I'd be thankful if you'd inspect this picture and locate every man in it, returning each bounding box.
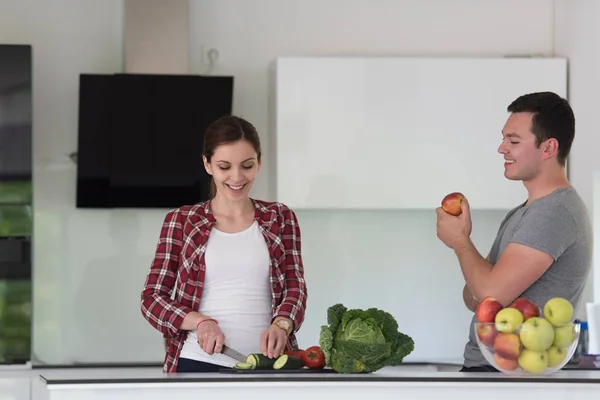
[436,91,592,372]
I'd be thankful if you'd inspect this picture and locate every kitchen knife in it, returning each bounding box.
[221,345,247,362]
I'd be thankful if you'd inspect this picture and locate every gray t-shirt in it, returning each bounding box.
[463,187,593,367]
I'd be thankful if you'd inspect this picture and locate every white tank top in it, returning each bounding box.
[179,221,272,367]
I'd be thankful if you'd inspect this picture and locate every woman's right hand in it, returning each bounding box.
[196,319,225,355]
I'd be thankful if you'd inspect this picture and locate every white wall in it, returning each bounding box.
[189,0,554,202]
[5,0,598,366]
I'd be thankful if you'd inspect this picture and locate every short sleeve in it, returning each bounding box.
[509,204,576,261]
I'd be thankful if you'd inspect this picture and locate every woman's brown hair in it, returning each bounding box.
[203,115,262,198]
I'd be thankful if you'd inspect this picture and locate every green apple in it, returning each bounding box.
[495,308,524,333]
[519,317,554,352]
[553,323,577,348]
[543,297,573,326]
[518,349,548,373]
[547,346,568,368]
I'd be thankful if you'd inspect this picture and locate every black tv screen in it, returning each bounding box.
[76,73,234,208]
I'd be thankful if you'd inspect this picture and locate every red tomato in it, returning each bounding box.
[286,348,305,360]
[303,346,326,369]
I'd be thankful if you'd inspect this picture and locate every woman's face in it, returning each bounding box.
[203,139,261,201]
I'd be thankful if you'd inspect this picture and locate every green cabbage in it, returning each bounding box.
[319,303,415,373]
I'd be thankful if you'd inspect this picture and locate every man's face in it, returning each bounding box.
[497,112,547,182]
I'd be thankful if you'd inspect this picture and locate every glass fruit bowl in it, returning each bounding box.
[473,297,580,375]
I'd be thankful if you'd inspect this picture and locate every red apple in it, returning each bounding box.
[441,192,465,216]
[494,352,519,371]
[509,297,541,321]
[475,297,504,323]
[477,323,498,347]
[493,332,521,360]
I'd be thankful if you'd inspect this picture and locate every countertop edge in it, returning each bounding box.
[39,374,600,386]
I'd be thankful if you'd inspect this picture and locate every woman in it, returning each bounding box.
[140,115,308,373]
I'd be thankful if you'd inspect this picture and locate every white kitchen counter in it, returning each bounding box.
[35,367,600,400]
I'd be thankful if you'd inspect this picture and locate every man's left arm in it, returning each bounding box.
[454,205,576,306]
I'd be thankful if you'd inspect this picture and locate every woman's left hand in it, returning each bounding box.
[260,324,288,358]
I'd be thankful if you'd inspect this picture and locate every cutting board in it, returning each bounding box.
[219,367,338,374]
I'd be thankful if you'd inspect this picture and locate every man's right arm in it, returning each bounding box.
[462,253,490,312]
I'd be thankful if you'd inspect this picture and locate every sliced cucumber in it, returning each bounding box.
[245,353,276,369]
[273,354,305,370]
[233,362,255,370]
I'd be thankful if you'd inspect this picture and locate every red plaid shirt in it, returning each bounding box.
[140,199,308,373]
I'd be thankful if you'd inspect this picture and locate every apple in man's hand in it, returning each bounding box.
[441,192,465,216]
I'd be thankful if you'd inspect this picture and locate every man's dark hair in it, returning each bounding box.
[507,91,575,166]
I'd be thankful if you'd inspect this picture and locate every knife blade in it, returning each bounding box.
[221,345,247,362]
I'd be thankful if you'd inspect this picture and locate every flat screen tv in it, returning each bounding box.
[76,73,234,208]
